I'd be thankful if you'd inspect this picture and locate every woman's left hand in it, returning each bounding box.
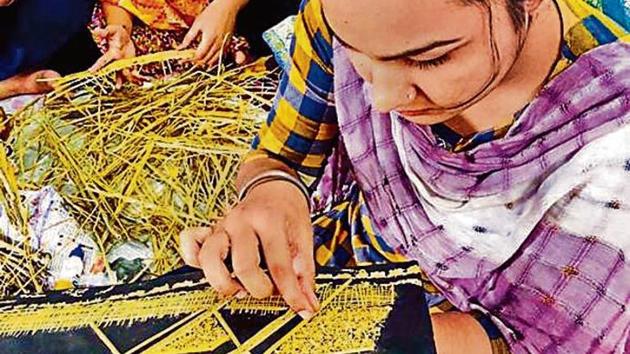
[177,0,248,67]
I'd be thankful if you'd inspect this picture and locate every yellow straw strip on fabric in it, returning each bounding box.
[124,309,207,354]
[0,287,219,336]
[88,322,122,354]
[213,309,243,347]
[260,278,353,354]
[0,267,418,336]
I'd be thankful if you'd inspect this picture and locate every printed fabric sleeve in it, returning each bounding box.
[245,0,338,190]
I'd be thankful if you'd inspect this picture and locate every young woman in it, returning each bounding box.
[181,0,629,352]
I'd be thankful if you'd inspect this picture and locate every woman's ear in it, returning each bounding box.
[522,0,545,13]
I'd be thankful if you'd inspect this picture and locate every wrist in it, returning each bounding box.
[238,170,311,211]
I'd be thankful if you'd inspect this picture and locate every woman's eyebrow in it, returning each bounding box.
[322,6,462,61]
[375,38,463,61]
[334,30,462,61]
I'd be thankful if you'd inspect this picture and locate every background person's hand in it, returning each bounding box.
[177,0,246,67]
[0,70,60,100]
[90,25,141,87]
[180,180,319,319]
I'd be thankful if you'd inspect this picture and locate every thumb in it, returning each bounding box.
[179,227,212,268]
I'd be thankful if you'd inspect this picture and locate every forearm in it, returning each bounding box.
[431,312,493,354]
[212,0,249,12]
[102,2,133,32]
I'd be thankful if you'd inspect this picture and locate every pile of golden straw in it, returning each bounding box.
[0,50,276,296]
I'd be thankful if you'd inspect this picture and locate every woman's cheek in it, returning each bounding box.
[414,53,495,106]
[347,52,373,83]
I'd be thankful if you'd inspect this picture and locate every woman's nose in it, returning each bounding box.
[370,63,420,113]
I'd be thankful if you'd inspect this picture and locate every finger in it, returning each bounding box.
[44,71,62,90]
[130,70,151,82]
[198,227,242,297]
[121,68,134,83]
[292,241,319,311]
[226,221,274,299]
[95,25,120,40]
[194,32,215,62]
[234,51,247,65]
[252,219,316,316]
[201,43,222,68]
[293,217,319,311]
[178,25,199,50]
[122,68,145,85]
[89,51,116,72]
[266,236,316,317]
[202,33,232,67]
[115,72,123,90]
[179,227,211,268]
[127,70,150,85]
[93,27,109,40]
[110,35,124,51]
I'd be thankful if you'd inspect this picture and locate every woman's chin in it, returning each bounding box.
[396,110,455,126]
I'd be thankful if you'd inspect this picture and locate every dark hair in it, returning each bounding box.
[460,0,529,32]
[505,0,529,31]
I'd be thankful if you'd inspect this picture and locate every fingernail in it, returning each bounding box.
[310,294,321,312]
[297,310,314,321]
[235,290,248,299]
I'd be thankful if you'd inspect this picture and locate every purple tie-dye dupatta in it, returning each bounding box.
[332,39,630,353]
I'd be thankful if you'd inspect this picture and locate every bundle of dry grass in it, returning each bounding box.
[0,50,276,295]
[0,143,47,296]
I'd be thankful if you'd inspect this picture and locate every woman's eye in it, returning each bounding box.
[405,53,450,70]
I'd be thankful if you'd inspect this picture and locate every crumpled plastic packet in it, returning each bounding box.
[107,239,153,283]
[0,94,43,115]
[0,186,110,290]
[263,15,296,72]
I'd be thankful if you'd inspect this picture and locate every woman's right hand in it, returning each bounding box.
[180,180,320,319]
[89,25,139,86]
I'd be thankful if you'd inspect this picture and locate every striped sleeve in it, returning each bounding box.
[246,0,338,189]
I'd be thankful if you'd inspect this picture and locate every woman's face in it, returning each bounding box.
[322,0,526,125]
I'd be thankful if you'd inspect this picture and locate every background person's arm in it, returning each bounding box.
[101,1,133,34]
